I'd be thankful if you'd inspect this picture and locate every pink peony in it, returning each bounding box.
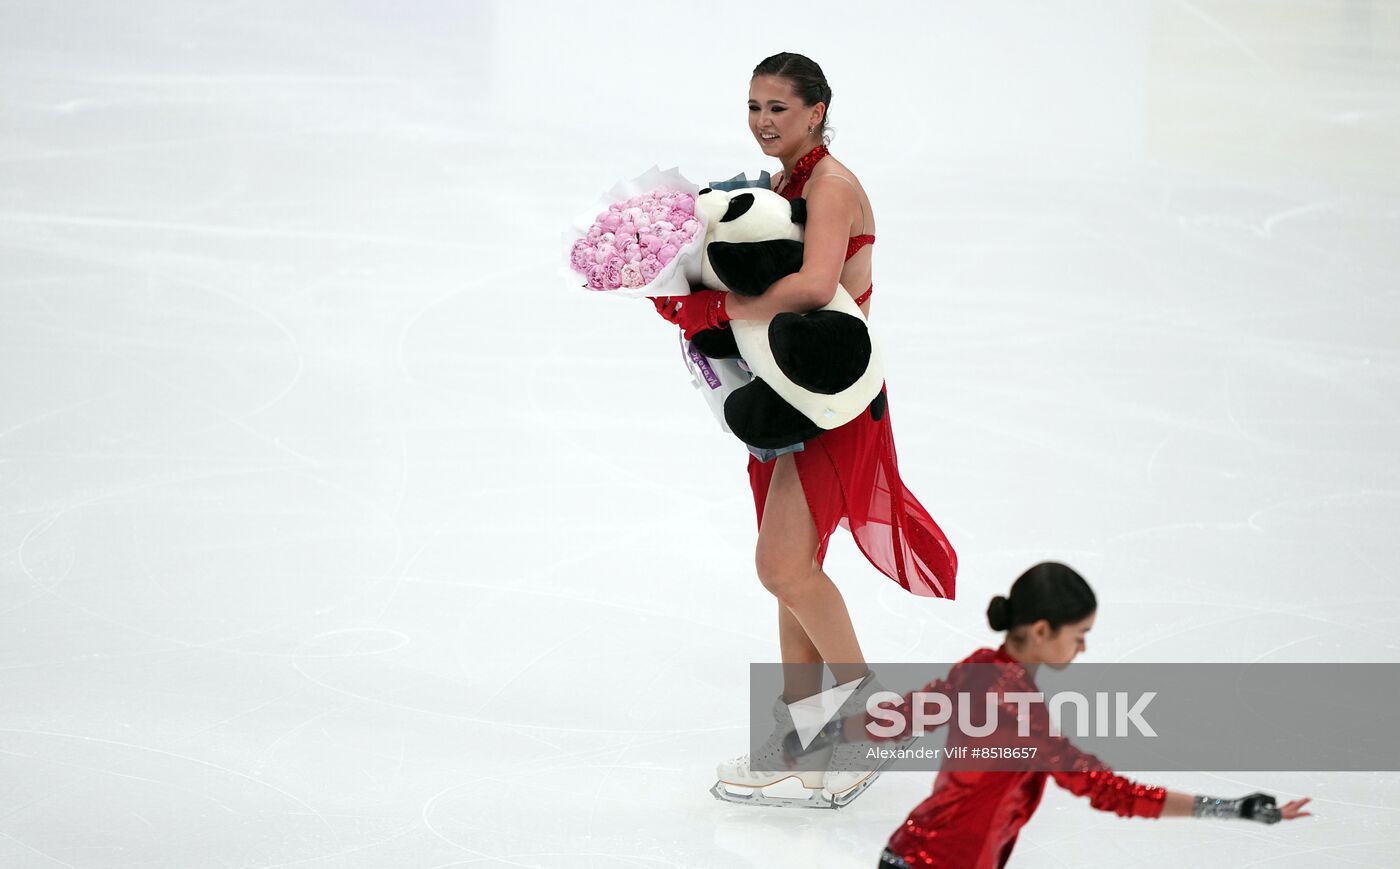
[571,240,593,271]
[620,262,643,288]
[602,260,623,289]
[657,243,679,265]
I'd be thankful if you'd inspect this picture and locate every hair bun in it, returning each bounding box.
[987,595,1012,632]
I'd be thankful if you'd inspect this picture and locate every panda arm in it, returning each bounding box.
[723,176,852,320]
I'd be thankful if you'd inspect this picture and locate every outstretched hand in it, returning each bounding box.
[1277,797,1313,821]
[1241,793,1313,824]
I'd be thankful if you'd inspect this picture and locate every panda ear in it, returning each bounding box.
[789,197,807,225]
[720,193,755,223]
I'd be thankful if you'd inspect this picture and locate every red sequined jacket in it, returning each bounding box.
[875,645,1166,868]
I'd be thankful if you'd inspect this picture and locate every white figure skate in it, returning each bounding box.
[711,676,896,810]
[817,673,896,807]
[711,696,837,808]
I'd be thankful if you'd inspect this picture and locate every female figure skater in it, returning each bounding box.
[789,562,1312,866]
[653,52,958,807]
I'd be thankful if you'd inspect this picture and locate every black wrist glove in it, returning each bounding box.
[1193,792,1281,824]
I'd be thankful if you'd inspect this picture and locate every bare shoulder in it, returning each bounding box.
[809,157,875,233]
[809,160,868,201]
[808,160,868,203]
[770,169,784,192]
[812,155,862,187]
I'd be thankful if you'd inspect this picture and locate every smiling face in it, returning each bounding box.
[748,75,824,162]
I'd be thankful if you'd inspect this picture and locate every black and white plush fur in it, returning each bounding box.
[689,187,885,450]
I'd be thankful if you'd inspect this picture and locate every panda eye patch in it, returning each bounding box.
[720,193,755,223]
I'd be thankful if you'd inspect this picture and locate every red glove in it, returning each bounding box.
[651,290,731,339]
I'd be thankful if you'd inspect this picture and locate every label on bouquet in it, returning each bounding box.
[686,345,723,390]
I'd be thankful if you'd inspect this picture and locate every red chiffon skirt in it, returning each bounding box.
[747,387,957,598]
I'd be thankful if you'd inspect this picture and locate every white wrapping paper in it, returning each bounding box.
[679,333,753,434]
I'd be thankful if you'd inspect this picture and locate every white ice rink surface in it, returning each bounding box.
[2,1,1399,867]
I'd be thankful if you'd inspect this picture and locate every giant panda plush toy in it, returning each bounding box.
[688,186,885,449]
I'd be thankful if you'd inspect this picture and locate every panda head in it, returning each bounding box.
[696,187,807,297]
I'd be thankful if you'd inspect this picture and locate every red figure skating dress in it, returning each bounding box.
[749,145,957,598]
[874,645,1166,868]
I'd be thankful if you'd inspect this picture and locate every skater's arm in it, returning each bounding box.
[1183,793,1312,822]
[1155,791,1311,819]
[1007,698,1167,818]
[1160,790,1194,817]
[1041,724,1312,822]
[1157,791,1309,818]
[1048,762,1168,819]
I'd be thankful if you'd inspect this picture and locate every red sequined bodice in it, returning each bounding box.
[779,144,875,304]
[846,234,875,260]
[776,144,829,201]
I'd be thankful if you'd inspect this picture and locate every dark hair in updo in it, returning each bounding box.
[987,562,1097,635]
[752,52,833,140]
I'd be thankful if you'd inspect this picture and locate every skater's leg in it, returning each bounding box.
[778,602,823,702]
[757,453,866,687]
[712,454,877,807]
[758,455,888,804]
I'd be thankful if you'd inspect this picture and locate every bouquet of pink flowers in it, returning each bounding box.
[561,166,708,299]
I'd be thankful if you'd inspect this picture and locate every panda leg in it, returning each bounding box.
[769,311,872,395]
[725,378,823,450]
[868,387,887,421]
[690,327,740,359]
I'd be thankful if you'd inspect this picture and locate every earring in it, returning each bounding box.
[808,125,815,134]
